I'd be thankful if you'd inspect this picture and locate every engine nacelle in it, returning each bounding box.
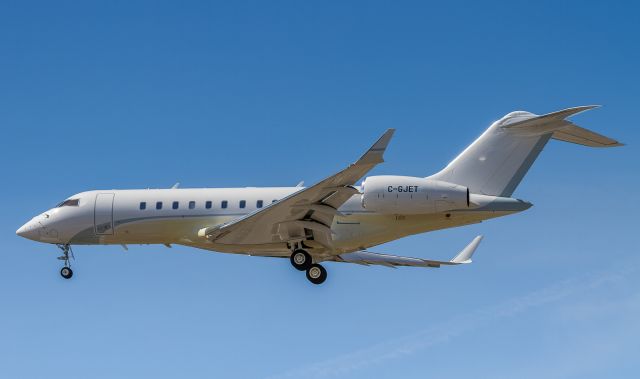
[361,175,469,214]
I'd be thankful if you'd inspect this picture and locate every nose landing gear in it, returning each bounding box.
[60,266,73,279]
[56,244,74,279]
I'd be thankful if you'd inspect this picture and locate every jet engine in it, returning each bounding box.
[361,175,469,214]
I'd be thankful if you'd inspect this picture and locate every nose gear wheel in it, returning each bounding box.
[56,244,75,279]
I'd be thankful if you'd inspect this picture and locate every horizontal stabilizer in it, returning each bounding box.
[335,235,483,268]
[502,105,623,147]
[552,125,623,147]
[501,105,599,135]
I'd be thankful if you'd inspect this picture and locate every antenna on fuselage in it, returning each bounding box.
[171,182,180,189]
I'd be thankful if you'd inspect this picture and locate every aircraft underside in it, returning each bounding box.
[184,209,514,258]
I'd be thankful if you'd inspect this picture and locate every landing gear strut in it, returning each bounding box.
[56,244,74,279]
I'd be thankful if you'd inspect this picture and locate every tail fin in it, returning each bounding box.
[429,106,623,197]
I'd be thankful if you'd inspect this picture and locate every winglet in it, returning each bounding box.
[356,128,396,165]
[450,235,483,264]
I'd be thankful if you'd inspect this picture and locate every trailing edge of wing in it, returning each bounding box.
[335,235,483,268]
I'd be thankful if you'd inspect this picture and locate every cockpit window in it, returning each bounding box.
[57,199,79,207]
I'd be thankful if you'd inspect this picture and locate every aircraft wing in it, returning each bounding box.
[198,129,395,249]
[333,236,483,268]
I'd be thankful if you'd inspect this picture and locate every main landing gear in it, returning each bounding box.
[290,249,327,285]
[57,244,74,279]
[290,249,312,271]
[305,263,327,285]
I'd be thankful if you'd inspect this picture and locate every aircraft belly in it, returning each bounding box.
[332,210,516,253]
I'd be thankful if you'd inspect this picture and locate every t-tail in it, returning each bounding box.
[428,106,623,197]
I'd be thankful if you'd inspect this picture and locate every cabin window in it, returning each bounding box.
[140,202,146,210]
[189,201,196,209]
[221,200,228,209]
[156,201,163,210]
[239,200,246,209]
[205,201,212,209]
[172,201,179,210]
[257,200,263,208]
[272,199,278,203]
[57,199,80,207]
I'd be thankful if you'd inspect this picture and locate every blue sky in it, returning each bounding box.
[1,1,638,378]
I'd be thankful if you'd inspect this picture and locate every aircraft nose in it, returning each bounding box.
[16,220,40,241]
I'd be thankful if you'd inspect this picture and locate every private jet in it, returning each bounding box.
[16,106,622,284]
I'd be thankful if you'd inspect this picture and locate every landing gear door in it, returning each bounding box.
[94,193,115,235]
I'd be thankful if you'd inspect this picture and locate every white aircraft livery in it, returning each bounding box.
[17,106,622,284]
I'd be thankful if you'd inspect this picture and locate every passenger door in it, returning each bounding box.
[94,193,115,235]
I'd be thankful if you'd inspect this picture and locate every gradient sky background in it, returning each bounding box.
[1,1,639,378]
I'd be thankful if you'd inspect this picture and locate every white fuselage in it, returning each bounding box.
[15,107,621,283]
[16,186,529,257]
